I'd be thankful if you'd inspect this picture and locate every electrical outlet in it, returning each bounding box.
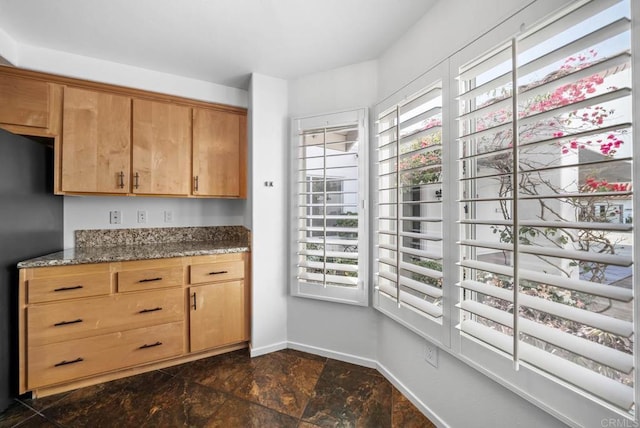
[109,210,121,225]
[425,341,438,368]
[137,210,147,224]
[164,210,173,223]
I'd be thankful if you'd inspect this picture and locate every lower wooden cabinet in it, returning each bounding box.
[190,280,248,352]
[188,254,250,352]
[18,252,250,397]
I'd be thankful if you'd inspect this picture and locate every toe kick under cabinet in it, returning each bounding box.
[18,252,250,397]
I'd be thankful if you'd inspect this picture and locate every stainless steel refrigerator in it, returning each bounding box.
[0,128,63,411]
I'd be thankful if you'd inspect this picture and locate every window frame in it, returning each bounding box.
[373,0,639,425]
[373,61,454,345]
[447,0,638,424]
[289,108,369,306]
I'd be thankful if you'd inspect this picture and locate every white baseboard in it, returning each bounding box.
[287,341,377,368]
[376,361,447,428]
[249,341,287,357]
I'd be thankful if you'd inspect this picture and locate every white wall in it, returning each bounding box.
[249,73,289,355]
[288,60,378,117]
[377,0,536,102]
[62,197,246,248]
[286,60,379,363]
[377,319,566,428]
[0,26,17,65]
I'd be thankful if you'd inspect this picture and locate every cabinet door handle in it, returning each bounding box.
[192,292,197,311]
[194,175,199,192]
[139,307,162,314]
[208,270,228,275]
[54,357,84,367]
[134,172,140,189]
[54,319,83,327]
[53,285,83,292]
[139,341,162,349]
[138,277,163,283]
[118,171,125,189]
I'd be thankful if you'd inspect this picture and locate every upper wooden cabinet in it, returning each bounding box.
[0,65,247,198]
[61,87,131,193]
[0,74,49,129]
[193,108,247,198]
[0,71,62,136]
[132,100,191,196]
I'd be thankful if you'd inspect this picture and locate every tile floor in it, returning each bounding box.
[0,348,435,427]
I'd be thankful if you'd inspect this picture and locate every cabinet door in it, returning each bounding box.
[192,108,246,197]
[0,74,49,129]
[61,87,131,193]
[189,280,247,352]
[132,100,191,195]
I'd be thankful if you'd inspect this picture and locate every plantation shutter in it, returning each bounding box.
[457,0,634,411]
[376,81,445,320]
[292,109,368,305]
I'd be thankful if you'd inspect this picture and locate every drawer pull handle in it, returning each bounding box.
[139,341,163,349]
[53,285,83,292]
[55,357,84,367]
[208,270,228,275]
[138,277,163,283]
[192,292,197,311]
[54,319,83,327]
[139,307,163,314]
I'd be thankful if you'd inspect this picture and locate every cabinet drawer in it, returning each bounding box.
[27,272,111,304]
[28,288,184,346]
[190,260,244,284]
[27,321,184,389]
[118,266,183,292]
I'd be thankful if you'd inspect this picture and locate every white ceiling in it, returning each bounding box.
[0,0,436,89]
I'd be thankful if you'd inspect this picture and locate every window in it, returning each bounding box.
[457,0,633,414]
[290,109,368,305]
[372,0,637,423]
[374,70,449,340]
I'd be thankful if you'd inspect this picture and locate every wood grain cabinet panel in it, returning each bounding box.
[27,288,184,346]
[192,108,246,197]
[190,259,244,284]
[28,271,111,304]
[61,87,131,193]
[118,266,183,293]
[0,74,49,129]
[132,100,191,196]
[189,280,247,353]
[28,321,184,389]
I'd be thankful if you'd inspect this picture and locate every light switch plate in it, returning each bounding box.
[109,210,121,224]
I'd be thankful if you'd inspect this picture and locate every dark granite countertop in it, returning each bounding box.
[18,226,250,268]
